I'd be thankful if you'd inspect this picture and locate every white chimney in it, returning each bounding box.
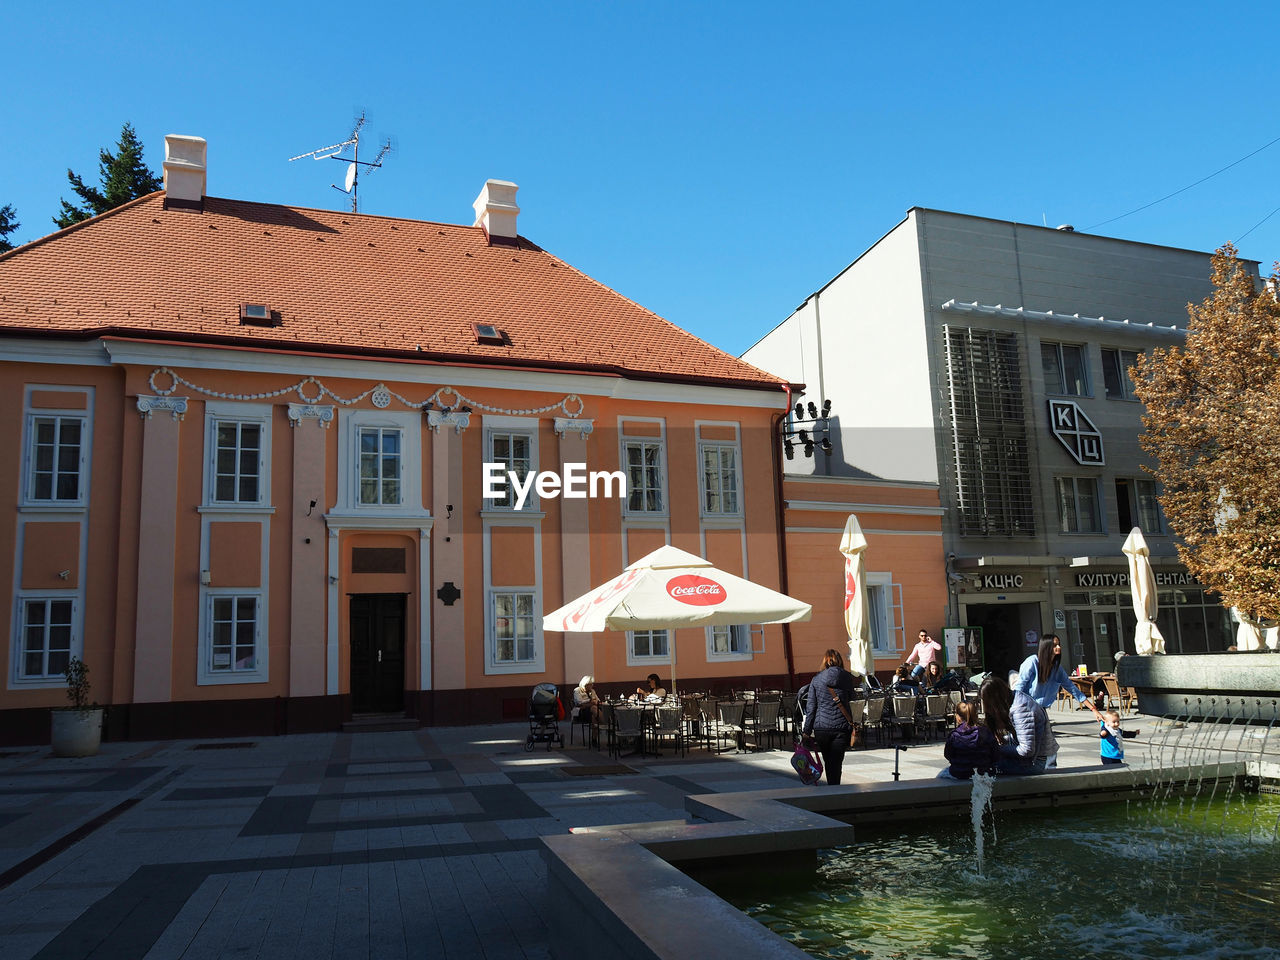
[472,179,519,241]
[163,135,207,209]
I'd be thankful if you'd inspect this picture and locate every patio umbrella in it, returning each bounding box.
[542,544,812,696]
[1122,527,1165,655]
[839,514,875,678]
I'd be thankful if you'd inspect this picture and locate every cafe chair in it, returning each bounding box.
[567,697,597,749]
[892,695,920,741]
[611,706,644,758]
[697,698,723,751]
[714,700,746,753]
[651,704,685,757]
[743,697,781,751]
[1099,675,1135,716]
[778,691,799,736]
[845,697,866,747]
[923,695,950,740]
[600,703,618,757]
[862,696,886,748]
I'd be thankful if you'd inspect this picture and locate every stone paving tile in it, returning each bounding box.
[291,865,341,960]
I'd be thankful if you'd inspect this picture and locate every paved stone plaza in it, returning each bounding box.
[0,708,1252,959]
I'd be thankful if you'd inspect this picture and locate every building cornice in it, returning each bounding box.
[941,299,1184,337]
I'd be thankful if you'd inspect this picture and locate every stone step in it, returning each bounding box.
[342,715,421,733]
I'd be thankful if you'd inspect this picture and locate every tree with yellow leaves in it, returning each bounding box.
[1133,245,1280,626]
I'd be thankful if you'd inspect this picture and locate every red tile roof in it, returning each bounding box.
[0,193,783,390]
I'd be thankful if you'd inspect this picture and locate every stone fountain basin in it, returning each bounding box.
[541,759,1278,960]
[1117,652,1280,722]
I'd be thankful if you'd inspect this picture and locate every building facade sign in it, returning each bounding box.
[975,573,1026,591]
[1074,570,1197,588]
[1048,399,1104,465]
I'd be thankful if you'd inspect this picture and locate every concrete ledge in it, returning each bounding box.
[543,832,811,960]
[1118,653,1280,721]
[541,759,1264,960]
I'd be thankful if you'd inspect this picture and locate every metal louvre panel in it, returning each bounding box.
[944,325,1036,537]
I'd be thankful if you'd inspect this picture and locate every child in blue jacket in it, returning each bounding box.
[1100,710,1124,765]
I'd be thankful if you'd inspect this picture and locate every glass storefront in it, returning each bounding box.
[1062,585,1232,671]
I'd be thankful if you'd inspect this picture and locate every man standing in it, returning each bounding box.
[905,630,942,680]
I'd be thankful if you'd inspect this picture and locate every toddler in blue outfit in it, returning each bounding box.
[1100,710,1124,765]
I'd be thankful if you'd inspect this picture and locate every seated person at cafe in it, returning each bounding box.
[922,661,945,691]
[573,675,602,722]
[634,673,667,702]
[891,664,922,695]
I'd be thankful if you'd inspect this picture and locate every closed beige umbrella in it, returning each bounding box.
[1122,527,1165,655]
[840,515,875,678]
[1233,609,1266,651]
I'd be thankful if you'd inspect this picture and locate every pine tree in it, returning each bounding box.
[0,204,18,253]
[54,123,162,228]
[1133,245,1280,623]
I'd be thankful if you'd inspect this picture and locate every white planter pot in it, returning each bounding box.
[50,708,103,757]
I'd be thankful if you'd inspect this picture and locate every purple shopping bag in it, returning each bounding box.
[790,737,823,785]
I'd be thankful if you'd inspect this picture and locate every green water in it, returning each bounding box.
[719,790,1280,960]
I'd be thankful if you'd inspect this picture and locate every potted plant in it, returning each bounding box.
[50,657,103,757]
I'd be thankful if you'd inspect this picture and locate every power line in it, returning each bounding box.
[1236,203,1280,245]
[1087,132,1280,231]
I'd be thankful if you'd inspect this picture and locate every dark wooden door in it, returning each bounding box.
[350,594,406,713]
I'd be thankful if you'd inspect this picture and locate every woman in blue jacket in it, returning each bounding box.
[802,649,856,785]
[1015,636,1103,722]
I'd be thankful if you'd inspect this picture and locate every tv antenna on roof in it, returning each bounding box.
[288,113,393,214]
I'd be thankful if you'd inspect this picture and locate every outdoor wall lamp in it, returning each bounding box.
[781,398,833,459]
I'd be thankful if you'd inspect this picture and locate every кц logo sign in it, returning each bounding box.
[666,575,726,606]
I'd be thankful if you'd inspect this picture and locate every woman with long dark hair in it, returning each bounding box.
[979,675,1057,775]
[1015,635,1103,721]
[801,648,857,785]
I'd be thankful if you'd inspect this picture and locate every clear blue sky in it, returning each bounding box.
[4,2,1277,356]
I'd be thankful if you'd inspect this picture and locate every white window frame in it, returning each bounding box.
[1041,341,1091,397]
[619,419,668,518]
[203,402,271,508]
[13,595,79,683]
[333,409,427,518]
[867,573,904,655]
[483,416,540,513]
[706,623,755,662]
[487,589,541,670]
[698,437,743,518]
[1101,347,1141,401]
[357,425,404,506]
[1055,475,1104,534]
[21,388,93,509]
[627,628,671,665]
[198,591,268,685]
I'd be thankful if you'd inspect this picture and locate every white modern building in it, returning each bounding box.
[743,208,1249,675]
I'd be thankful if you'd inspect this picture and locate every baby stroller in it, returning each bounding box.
[525,682,564,752]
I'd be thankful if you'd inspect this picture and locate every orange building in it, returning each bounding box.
[0,136,946,743]
[0,135,817,742]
